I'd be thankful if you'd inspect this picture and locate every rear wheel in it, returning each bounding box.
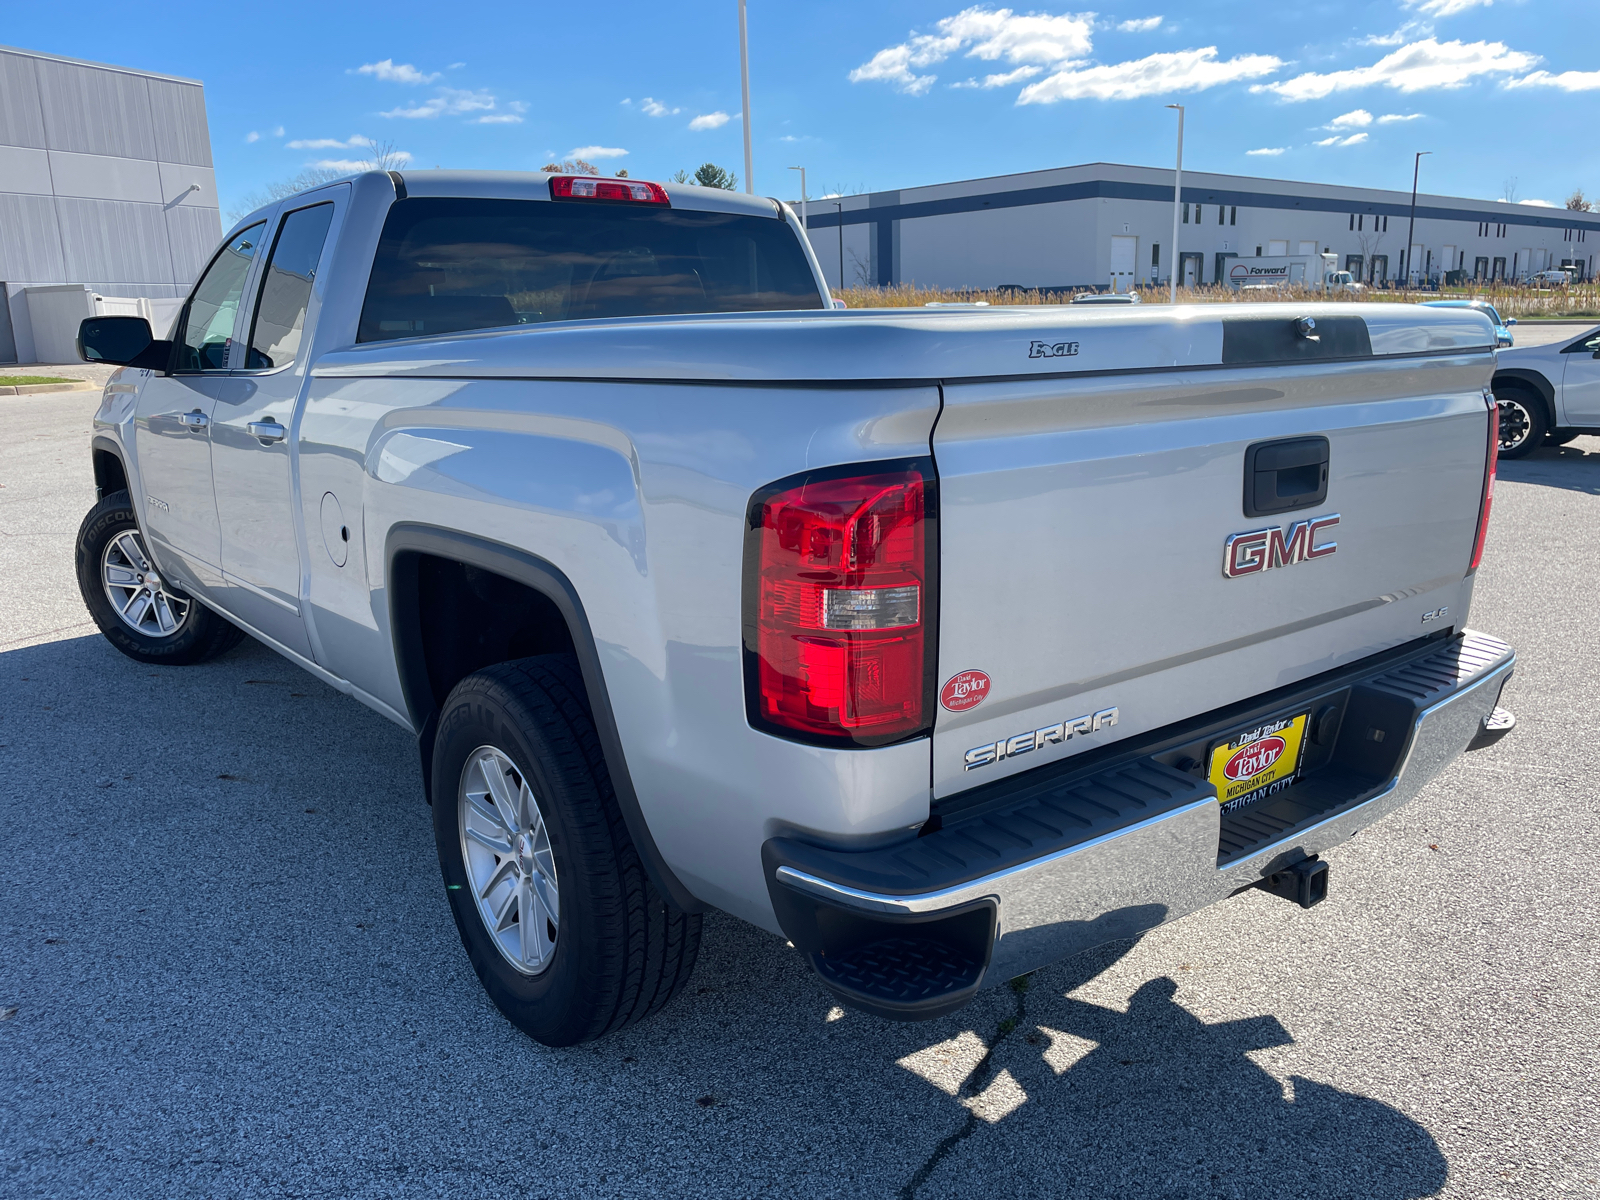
[1493,389,1547,459]
[75,491,245,665]
[431,654,701,1045]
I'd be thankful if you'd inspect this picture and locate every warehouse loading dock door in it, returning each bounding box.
[1109,236,1137,292]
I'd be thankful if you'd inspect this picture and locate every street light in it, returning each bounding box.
[1405,150,1431,289]
[1166,104,1185,304]
[738,0,754,195]
[788,165,807,230]
[836,201,844,295]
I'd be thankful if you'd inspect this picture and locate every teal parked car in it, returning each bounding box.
[1422,299,1516,347]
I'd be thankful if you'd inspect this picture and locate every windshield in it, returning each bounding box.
[358,196,823,342]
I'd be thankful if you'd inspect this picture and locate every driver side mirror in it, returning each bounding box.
[78,316,172,372]
[1505,318,1517,326]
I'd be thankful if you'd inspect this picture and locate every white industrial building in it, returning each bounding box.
[0,45,222,364]
[802,162,1600,293]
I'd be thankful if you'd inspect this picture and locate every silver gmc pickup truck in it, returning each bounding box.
[75,170,1516,1046]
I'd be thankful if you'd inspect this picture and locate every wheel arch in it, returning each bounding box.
[1492,368,1557,426]
[386,523,704,913]
[91,436,130,500]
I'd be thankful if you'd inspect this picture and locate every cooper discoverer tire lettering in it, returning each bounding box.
[431,654,701,1046]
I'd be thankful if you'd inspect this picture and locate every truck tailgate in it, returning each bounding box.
[930,317,1495,797]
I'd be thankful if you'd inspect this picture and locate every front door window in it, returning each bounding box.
[174,223,268,372]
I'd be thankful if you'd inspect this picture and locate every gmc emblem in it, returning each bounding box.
[1223,514,1340,578]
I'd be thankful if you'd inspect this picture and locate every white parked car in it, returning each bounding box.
[1493,323,1600,455]
[1531,269,1573,287]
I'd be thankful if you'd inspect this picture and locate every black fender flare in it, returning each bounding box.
[1491,368,1557,426]
[90,435,130,499]
[385,523,705,913]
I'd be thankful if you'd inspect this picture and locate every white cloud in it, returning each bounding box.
[570,145,628,159]
[982,65,1044,87]
[1518,198,1556,207]
[448,62,465,70]
[381,88,497,119]
[1018,47,1283,103]
[1257,38,1538,100]
[851,6,1095,95]
[245,131,260,143]
[640,97,681,116]
[354,59,439,85]
[286,136,366,149]
[1505,69,1600,92]
[310,150,414,171]
[1327,108,1373,128]
[689,111,731,130]
[1118,16,1163,32]
[1404,0,1492,15]
[1314,136,1340,146]
[1377,111,1424,121]
[272,126,285,137]
[1314,133,1368,146]
[474,114,523,124]
[1247,146,1286,155]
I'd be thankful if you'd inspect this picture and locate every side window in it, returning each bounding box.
[246,203,336,370]
[175,222,268,372]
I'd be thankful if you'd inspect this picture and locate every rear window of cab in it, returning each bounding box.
[357,196,823,342]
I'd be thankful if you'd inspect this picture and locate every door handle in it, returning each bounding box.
[247,420,287,445]
[178,409,210,431]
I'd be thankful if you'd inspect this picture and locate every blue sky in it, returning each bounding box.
[9,0,1596,215]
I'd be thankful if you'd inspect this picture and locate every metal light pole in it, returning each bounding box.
[1405,151,1431,288]
[788,165,807,230]
[836,201,844,293]
[738,0,754,194]
[1166,104,1185,304]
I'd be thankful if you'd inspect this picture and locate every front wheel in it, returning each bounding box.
[432,654,701,1046]
[1494,390,1548,460]
[74,491,245,665]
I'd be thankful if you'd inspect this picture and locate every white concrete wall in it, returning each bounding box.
[0,46,222,361]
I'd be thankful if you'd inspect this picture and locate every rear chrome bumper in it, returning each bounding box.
[765,630,1514,1015]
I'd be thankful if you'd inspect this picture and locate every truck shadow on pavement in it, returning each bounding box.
[1,632,1447,1200]
[1500,440,1600,495]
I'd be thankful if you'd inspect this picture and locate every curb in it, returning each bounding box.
[0,380,97,396]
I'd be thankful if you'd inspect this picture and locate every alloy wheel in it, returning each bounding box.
[101,530,191,638]
[1496,398,1534,454]
[458,746,560,974]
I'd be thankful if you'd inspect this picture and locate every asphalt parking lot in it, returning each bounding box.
[3,376,1599,1199]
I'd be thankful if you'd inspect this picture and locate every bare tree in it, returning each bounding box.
[1502,176,1520,203]
[359,138,407,172]
[227,167,348,222]
[540,159,600,175]
[614,168,630,178]
[1566,188,1593,212]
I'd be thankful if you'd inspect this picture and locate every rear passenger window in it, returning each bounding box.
[246,203,335,369]
[357,197,823,343]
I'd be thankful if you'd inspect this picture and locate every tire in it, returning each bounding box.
[74,491,246,666]
[1493,389,1548,459]
[431,653,701,1046]
[1546,427,1582,446]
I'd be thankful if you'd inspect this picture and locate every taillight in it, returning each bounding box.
[743,460,937,746]
[548,176,670,205]
[1470,391,1498,571]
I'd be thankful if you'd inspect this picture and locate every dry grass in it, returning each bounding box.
[833,281,1600,320]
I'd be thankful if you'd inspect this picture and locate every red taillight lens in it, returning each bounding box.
[1470,392,1499,571]
[744,461,936,746]
[548,176,671,205]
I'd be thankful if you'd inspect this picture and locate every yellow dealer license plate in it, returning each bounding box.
[1208,712,1310,813]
